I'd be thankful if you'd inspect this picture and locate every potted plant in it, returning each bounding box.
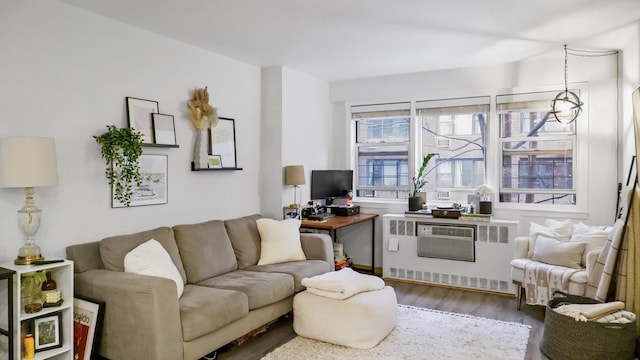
[409,153,438,211]
[94,125,143,206]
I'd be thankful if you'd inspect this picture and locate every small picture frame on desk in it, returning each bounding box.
[283,206,300,219]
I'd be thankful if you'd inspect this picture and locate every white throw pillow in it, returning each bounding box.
[256,218,306,265]
[570,223,612,265]
[527,219,573,258]
[531,235,586,269]
[124,239,184,297]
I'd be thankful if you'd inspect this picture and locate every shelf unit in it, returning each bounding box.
[190,162,242,171]
[0,267,15,360]
[141,143,179,148]
[0,261,73,360]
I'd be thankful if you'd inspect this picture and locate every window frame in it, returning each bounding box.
[346,84,589,214]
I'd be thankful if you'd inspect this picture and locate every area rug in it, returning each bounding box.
[261,304,530,360]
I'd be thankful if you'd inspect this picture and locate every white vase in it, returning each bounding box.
[193,129,208,169]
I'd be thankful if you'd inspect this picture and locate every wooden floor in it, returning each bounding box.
[215,280,548,360]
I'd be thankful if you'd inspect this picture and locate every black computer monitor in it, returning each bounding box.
[310,170,353,205]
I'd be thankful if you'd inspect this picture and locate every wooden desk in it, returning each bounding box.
[301,213,378,273]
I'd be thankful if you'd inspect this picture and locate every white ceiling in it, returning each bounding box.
[58,0,640,82]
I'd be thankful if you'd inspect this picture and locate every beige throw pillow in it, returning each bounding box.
[527,219,573,258]
[570,223,612,265]
[256,218,306,265]
[531,235,586,269]
[124,239,185,297]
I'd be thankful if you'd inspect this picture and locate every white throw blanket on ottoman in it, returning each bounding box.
[301,267,386,300]
[294,268,397,349]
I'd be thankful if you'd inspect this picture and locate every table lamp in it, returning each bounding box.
[285,165,305,209]
[0,137,59,265]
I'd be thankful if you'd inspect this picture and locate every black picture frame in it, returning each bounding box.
[74,295,106,360]
[33,311,63,352]
[208,117,238,168]
[152,113,177,145]
[126,97,159,144]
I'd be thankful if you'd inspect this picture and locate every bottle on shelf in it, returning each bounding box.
[41,270,62,306]
[24,334,35,359]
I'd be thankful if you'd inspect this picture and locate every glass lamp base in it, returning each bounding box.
[15,243,43,265]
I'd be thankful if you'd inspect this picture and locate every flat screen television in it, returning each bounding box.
[311,170,353,204]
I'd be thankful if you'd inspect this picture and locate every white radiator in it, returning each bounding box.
[383,214,518,294]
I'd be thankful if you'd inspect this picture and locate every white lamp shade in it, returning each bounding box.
[285,165,305,186]
[0,136,59,188]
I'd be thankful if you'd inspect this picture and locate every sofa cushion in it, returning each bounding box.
[224,214,262,269]
[174,220,238,283]
[196,270,294,310]
[124,239,185,297]
[570,223,612,266]
[256,218,306,265]
[179,284,248,342]
[528,219,573,258]
[100,226,187,283]
[246,260,331,292]
[531,235,585,269]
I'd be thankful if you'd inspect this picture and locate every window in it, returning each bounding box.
[416,97,490,204]
[352,103,410,199]
[497,91,576,205]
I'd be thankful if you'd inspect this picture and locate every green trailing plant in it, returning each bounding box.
[94,125,143,206]
[411,153,439,197]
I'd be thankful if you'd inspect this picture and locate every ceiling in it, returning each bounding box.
[58,0,640,82]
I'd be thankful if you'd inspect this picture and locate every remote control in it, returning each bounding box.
[31,259,64,265]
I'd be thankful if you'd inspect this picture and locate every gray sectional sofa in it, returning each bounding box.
[66,214,334,360]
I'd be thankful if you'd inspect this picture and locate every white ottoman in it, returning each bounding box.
[293,286,397,349]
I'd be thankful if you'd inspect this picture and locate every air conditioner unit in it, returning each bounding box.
[435,137,451,148]
[416,223,476,262]
[436,189,451,200]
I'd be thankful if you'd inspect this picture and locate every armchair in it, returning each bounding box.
[510,220,611,309]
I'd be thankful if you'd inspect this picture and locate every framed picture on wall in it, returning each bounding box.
[126,97,159,144]
[208,117,237,168]
[112,154,168,208]
[152,113,177,145]
[74,296,105,360]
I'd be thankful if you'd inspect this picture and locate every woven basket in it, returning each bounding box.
[541,291,637,360]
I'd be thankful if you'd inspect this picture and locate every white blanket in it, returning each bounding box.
[301,268,385,300]
[554,302,636,323]
[524,262,579,306]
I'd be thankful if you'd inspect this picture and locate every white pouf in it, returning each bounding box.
[293,286,397,349]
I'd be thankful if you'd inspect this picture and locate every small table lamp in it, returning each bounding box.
[0,137,59,265]
[285,165,305,209]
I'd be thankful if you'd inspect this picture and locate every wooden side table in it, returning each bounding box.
[301,213,378,273]
[0,267,15,360]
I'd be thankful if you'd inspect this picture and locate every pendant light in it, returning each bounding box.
[550,44,583,124]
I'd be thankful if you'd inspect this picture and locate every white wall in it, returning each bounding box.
[0,1,262,263]
[260,66,331,219]
[329,23,640,267]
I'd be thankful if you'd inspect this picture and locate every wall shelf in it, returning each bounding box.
[142,143,179,148]
[190,162,242,171]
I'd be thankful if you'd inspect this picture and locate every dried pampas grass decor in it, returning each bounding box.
[187,86,218,129]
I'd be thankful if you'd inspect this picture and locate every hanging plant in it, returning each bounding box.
[94,125,143,206]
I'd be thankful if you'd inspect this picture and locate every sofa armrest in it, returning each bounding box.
[514,236,530,259]
[585,248,603,277]
[300,233,334,272]
[74,269,183,360]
